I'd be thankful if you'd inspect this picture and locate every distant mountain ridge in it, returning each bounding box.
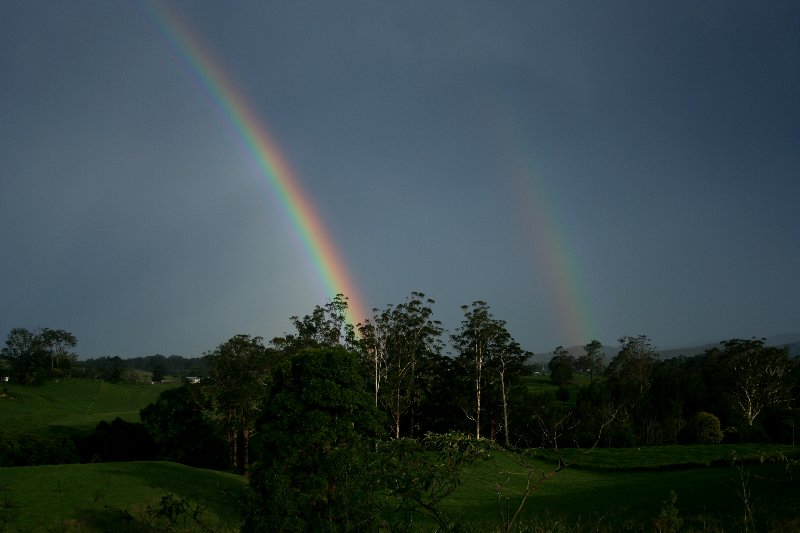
[530,333,800,364]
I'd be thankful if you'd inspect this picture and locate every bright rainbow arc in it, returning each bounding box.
[146,1,367,328]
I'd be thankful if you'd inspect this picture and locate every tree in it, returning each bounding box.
[377,432,492,530]
[245,346,382,531]
[491,329,529,447]
[77,418,156,463]
[140,384,227,469]
[578,339,604,382]
[684,411,724,444]
[356,309,389,409]
[272,294,357,353]
[452,302,492,440]
[358,292,443,439]
[2,328,44,384]
[548,346,575,387]
[709,338,792,427]
[206,334,278,474]
[605,335,658,402]
[151,364,166,383]
[452,301,527,443]
[39,328,77,377]
[574,381,623,449]
[532,399,576,458]
[1,327,77,384]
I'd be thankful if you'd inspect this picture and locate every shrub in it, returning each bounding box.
[0,431,79,466]
[76,418,157,462]
[686,411,724,444]
[555,386,570,402]
[652,490,683,533]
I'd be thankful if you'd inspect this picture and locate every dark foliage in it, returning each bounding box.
[76,418,157,463]
[77,354,210,382]
[140,384,228,470]
[1,327,77,385]
[0,431,79,466]
[245,346,383,532]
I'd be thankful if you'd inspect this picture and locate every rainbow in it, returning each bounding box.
[484,102,594,347]
[145,1,367,327]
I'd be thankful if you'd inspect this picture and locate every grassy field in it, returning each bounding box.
[534,443,798,470]
[443,445,800,531]
[0,378,175,434]
[0,461,246,531]
[2,447,796,532]
[2,378,799,531]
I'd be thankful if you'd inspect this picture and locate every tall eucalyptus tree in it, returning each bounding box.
[358,292,443,438]
[452,301,528,444]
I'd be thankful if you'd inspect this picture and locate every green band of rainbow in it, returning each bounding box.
[146,1,366,327]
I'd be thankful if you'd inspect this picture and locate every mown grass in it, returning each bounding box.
[0,379,176,434]
[0,461,246,531]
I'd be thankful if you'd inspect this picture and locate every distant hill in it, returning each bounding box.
[529,333,800,365]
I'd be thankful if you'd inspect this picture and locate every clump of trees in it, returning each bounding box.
[76,354,208,383]
[1,327,77,384]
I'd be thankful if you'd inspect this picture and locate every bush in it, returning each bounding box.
[0,431,79,466]
[76,418,157,462]
[685,412,724,444]
[140,384,228,469]
[555,386,571,402]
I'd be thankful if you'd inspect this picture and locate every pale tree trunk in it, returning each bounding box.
[474,338,483,440]
[374,353,380,408]
[394,413,401,439]
[499,365,510,448]
[243,427,253,476]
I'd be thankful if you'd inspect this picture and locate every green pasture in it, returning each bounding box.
[444,446,800,531]
[0,379,175,434]
[2,377,799,530]
[0,461,246,531]
[535,443,798,470]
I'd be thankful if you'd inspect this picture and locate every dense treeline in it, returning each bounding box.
[132,294,799,464]
[75,354,210,382]
[3,295,799,452]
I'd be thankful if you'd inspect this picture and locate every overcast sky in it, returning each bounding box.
[2,1,798,358]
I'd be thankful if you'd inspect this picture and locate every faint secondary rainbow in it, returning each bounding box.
[485,103,595,347]
[145,1,367,326]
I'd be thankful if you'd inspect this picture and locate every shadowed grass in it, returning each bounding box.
[443,447,800,531]
[1,461,246,531]
[534,443,800,470]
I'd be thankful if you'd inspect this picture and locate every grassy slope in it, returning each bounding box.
[445,446,800,530]
[0,379,176,434]
[1,461,246,531]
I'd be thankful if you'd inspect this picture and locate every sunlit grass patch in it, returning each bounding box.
[0,378,176,434]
